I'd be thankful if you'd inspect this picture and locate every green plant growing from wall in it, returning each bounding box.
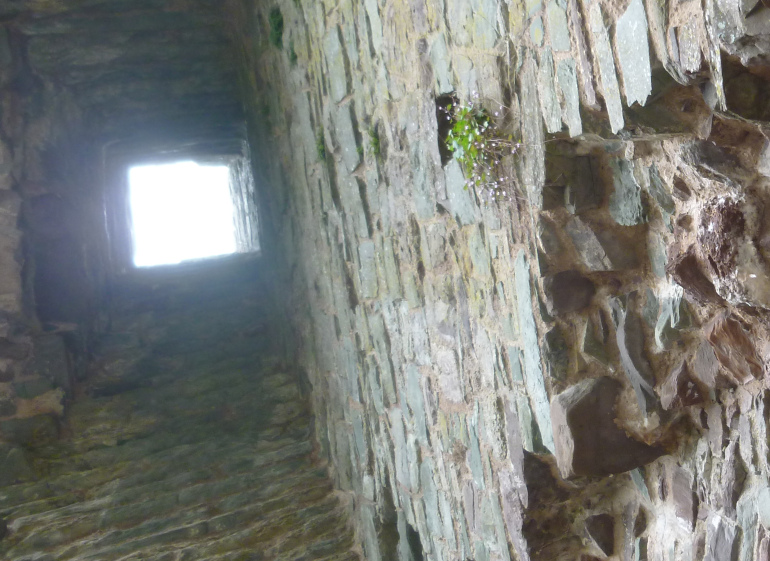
[368,126,380,157]
[269,7,284,48]
[316,130,326,161]
[440,93,522,202]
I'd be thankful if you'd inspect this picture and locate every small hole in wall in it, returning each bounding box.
[435,92,458,166]
[128,161,236,267]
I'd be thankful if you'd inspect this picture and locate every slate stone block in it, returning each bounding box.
[705,313,763,385]
[608,159,646,226]
[614,0,652,106]
[547,0,571,51]
[542,270,596,315]
[544,326,569,381]
[659,361,705,410]
[557,58,582,137]
[610,296,657,414]
[514,251,554,453]
[666,246,723,305]
[588,2,624,133]
[565,217,612,271]
[551,377,665,478]
[538,49,562,133]
[324,26,349,103]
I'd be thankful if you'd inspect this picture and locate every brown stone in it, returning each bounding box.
[543,270,596,315]
[705,314,763,384]
[551,377,665,479]
[659,361,705,410]
[666,246,723,305]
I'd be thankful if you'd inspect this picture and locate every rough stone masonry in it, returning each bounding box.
[1,0,770,560]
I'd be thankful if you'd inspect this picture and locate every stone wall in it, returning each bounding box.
[229,0,770,559]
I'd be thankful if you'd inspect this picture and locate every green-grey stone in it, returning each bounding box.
[507,346,524,382]
[647,164,675,214]
[530,17,545,46]
[324,26,348,103]
[648,233,667,278]
[609,159,646,226]
[430,34,453,94]
[469,226,490,279]
[544,326,569,381]
[513,251,554,453]
[358,241,378,299]
[406,364,429,445]
[382,237,402,298]
[547,0,571,52]
[538,49,562,133]
[556,58,582,137]
[445,160,478,226]
[615,0,651,106]
[333,105,361,174]
[467,415,486,489]
[588,2,624,133]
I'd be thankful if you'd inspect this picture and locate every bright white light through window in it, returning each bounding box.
[128,161,236,267]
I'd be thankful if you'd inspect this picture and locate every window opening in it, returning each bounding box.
[128,161,236,267]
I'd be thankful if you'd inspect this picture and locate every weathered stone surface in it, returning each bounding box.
[530,17,545,45]
[538,49,562,133]
[614,0,652,106]
[704,514,736,561]
[537,215,564,256]
[324,26,349,103]
[544,326,569,381]
[551,377,664,478]
[333,104,361,174]
[557,59,582,137]
[667,246,723,305]
[588,2,624,132]
[585,513,615,556]
[705,314,763,385]
[514,252,555,453]
[608,159,646,226]
[697,195,770,308]
[648,233,667,278]
[610,296,656,413]
[565,217,612,271]
[659,361,705,410]
[583,311,610,365]
[542,270,595,315]
[547,0,571,51]
[445,160,478,226]
[544,153,601,213]
[646,164,675,215]
[665,463,695,529]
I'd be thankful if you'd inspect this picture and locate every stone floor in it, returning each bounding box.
[0,259,358,560]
